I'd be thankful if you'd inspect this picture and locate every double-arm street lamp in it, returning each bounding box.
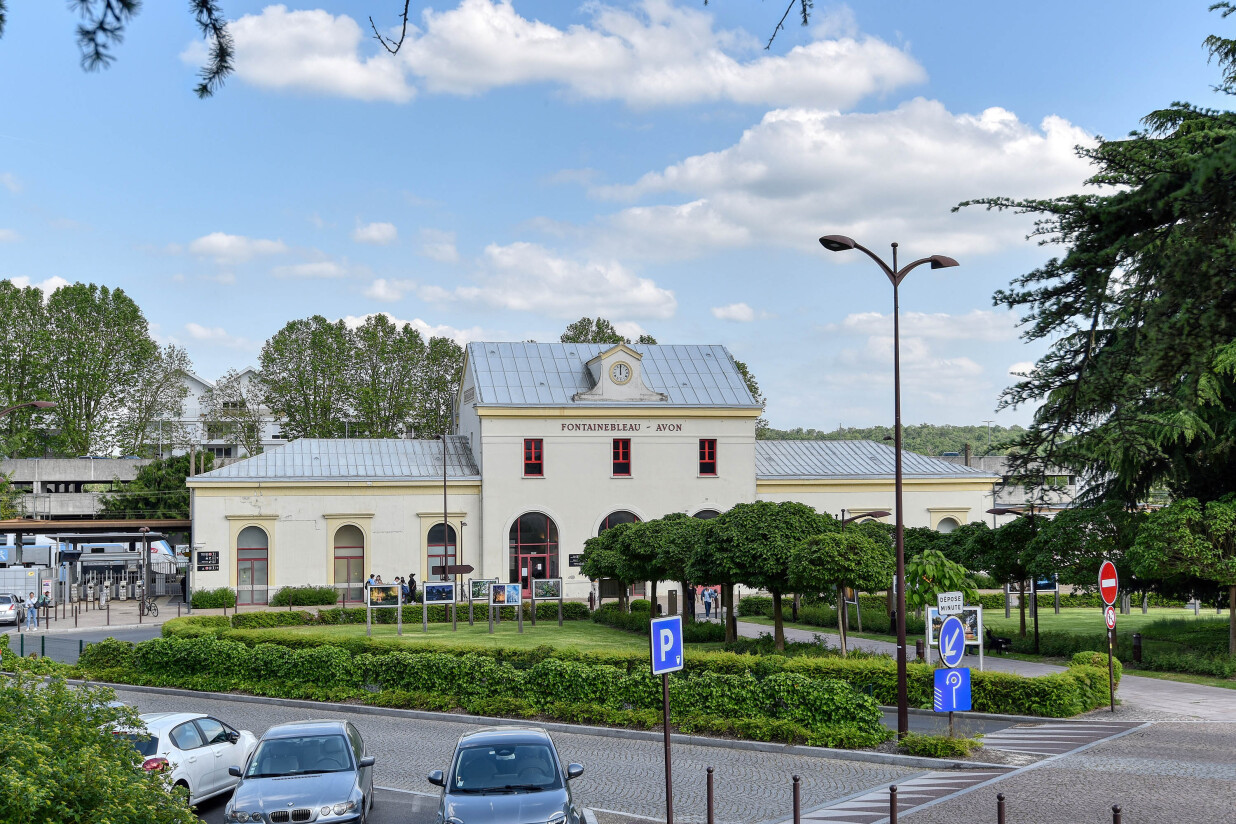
[819,234,959,739]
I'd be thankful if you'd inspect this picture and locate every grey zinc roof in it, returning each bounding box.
[465,342,760,407]
[191,437,480,482]
[756,440,999,480]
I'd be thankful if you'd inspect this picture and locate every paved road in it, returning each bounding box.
[109,688,922,824]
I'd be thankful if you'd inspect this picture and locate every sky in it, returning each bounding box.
[0,1,1230,430]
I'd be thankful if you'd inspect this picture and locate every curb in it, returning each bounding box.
[883,705,1067,725]
[4,623,161,636]
[75,679,1009,772]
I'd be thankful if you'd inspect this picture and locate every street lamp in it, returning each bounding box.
[819,234,959,739]
[0,400,56,416]
[138,526,150,625]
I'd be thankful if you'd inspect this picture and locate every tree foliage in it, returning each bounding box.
[349,313,425,438]
[903,549,977,612]
[961,14,1236,505]
[99,452,213,519]
[790,530,892,655]
[114,345,192,457]
[559,316,657,345]
[758,423,1027,456]
[258,315,352,439]
[0,281,53,457]
[199,368,267,457]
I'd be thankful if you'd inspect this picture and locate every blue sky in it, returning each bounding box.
[1,1,1229,430]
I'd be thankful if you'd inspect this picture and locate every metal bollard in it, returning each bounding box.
[706,767,714,824]
[1112,805,1122,824]
[997,793,1006,824]
[178,601,182,618]
[1132,633,1142,663]
[915,639,925,661]
[792,775,801,824]
[889,785,898,824]
[107,599,110,626]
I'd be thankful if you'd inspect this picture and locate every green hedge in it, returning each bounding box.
[592,603,726,643]
[190,587,237,609]
[270,586,339,606]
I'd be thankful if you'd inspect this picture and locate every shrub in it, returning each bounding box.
[78,638,137,671]
[1070,651,1123,684]
[900,732,982,758]
[190,587,236,609]
[161,616,231,639]
[230,610,315,630]
[737,595,774,618]
[629,599,652,613]
[592,603,726,642]
[270,586,338,607]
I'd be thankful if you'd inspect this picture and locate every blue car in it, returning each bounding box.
[224,719,375,823]
[428,726,585,824]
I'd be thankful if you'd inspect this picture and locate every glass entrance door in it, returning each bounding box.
[509,513,558,600]
[237,549,268,605]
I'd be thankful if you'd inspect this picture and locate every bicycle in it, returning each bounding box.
[140,596,159,617]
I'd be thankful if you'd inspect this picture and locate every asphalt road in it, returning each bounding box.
[194,787,438,824]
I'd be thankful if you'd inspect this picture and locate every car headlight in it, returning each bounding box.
[446,817,466,824]
[320,800,358,817]
[546,814,567,824]
[226,812,263,823]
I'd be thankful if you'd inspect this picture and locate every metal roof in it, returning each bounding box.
[755,440,999,480]
[190,437,480,483]
[465,342,760,407]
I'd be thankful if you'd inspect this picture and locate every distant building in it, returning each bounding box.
[163,368,288,460]
[2,457,152,519]
[936,454,1080,525]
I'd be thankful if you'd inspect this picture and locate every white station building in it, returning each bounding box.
[187,342,997,604]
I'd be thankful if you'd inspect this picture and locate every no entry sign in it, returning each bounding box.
[1104,605,1117,630]
[1099,560,1119,606]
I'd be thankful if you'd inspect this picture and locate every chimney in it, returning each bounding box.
[964,442,972,467]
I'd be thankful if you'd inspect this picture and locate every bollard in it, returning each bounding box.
[107,599,110,626]
[1112,805,1122,824]
[74,603,78,628]
[914,639,925,661]
[889,785,898,824]
[1132,633,1142,663]
[706,767,714,824]
[178,602,182,618]
[41,635,45,657]
[997,793,1006,824]
[792,775,801,824]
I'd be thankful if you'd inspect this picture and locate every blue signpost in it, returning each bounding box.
[650,616,683,824]
[938,614,966,668]
[933,668,972,712]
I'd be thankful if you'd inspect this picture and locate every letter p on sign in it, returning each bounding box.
[650,615,684,675]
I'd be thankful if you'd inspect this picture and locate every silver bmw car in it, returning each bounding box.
[428,726,585,824]
[224,719,375,824]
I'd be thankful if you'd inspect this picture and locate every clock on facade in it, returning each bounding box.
[610,361,632,385]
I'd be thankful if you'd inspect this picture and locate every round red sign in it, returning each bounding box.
[1104,605,1116,630]
[1098,560,1119,606]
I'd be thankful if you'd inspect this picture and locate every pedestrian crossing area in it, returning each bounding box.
[979,721,1142,756]
[788,770,1008,824]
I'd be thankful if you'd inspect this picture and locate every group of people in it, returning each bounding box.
[365,573,417,603]
[685,584,718,619]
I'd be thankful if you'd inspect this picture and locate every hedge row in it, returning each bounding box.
[592,603,727,643]
[735,596,926,637]
[269,586,339,607]
[167,601,593,634]
[190,587,237,609]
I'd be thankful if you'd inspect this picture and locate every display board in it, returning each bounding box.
[423,582,457,603]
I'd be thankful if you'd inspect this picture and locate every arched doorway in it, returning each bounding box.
[333,524,365,603]
[693,509,721,520]
[427,523,458,582]
[597,510,640,535]
[598,511,641,598]
[236,526,269,606]
[509,513,558,596]
[936,517,960,534]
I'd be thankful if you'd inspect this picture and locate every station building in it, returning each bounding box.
[187,342,997,604]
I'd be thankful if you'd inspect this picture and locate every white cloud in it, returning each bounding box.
[711,302,765,322]
[201,0,923,109]
[9,275,69,295]
[187,5,416,102]
[340,312,486,344]
[1008,361,1035,377]
[0,173,19,194]
[419,228,459,263]
[271,261,348,279]
[184,323,255,349]
[0,229,19,243]
[364,278,417,302]
[423,241,676,319]
[830,309,1020,342]
[188,232,288,264]
[352,221,398,245]
[598,99,1095,258]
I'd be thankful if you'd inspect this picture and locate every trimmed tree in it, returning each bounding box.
[685,517,739,641]
[790,530,893,655]
[904,549,978,614]
[653,513,706,622]
[581,522,636,612]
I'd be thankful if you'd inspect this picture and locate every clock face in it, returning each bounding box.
[610,362,632,384]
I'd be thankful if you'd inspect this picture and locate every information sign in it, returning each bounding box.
[1034,574,1058,593]
[650,615,684,675]
[938,615,967,668]
[1099,560,1119,606]
[423,582,456,603]
[1104,605,1116,630]
[196,550,219,572]
[937,591,964,615]
[933,668,972,712]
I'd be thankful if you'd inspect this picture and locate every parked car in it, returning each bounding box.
[224,719,375,823]
[0,593,20,625]
[119,712,258,806]
[428,726,585,824]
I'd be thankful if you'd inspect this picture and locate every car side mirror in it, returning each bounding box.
[566,763,584,780]
[228,766,242,777]
[428,770,445,787]
[359,756,376,768]
[226,731,240,744]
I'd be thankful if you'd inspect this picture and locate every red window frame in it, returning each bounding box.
[523,438,544,477]
[699,438,717,476]
[612,438,631,476]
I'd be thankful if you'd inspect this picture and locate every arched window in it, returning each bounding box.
[427,523,458,582]
[693,509,721,520]
[333,525,365,603]
[597,510,640,535]
[236,526,268,606]
[936,517,960,534]
[509,513,558,595]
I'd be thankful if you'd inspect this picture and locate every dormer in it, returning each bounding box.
[573,344,668,403]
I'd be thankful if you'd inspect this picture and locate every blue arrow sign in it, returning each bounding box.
[650,615,684,675]
[938,614,966,668]
[933,667,972,712]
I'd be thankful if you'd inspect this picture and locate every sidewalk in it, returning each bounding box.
[736,619,1236,722]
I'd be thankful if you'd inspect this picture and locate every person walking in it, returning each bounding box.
[407,573,418,602]
[685,584,697,620]
[400,577,411,603]
[24,592,38,630]
[701,586,715,619]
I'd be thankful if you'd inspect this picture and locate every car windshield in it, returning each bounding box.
[449,743,562,793]
[0,595,11,605]
[121,732,159,757]
[246,735,354,778]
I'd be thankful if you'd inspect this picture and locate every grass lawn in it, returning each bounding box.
[982,606,1216,636]
[241,618,725,653]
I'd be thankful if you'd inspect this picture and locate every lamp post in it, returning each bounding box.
[819,234,959,739]
[138,526,150,625]
[0,400,56,417]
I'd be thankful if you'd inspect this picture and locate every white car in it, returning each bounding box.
[121,712,258,805]
[0,593,20,625]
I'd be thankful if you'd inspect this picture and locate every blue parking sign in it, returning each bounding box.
[933,668,972,712]
[650,615,684,675]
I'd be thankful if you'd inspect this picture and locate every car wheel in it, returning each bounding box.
[174,780,191,804]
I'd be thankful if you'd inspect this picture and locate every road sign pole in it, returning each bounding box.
[422,594,428,633]
[1108,624,1116,713]
[662,671,674,824]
